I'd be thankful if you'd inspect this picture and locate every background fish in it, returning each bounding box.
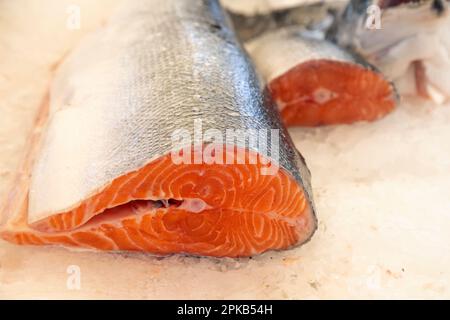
[227,0,344,41]
[246,27,397,126]
[0,0,316,257]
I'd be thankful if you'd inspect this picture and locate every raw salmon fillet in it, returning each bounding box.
[247,28,398,126]
[0,0,316,257]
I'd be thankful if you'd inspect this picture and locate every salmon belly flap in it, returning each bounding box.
[0,0,316,257]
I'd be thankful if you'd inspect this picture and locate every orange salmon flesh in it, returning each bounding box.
[269,60,397,126]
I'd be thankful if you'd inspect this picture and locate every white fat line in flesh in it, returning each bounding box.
[231,232,244,256]
[143,160,173,200]
[108,170,141,206]
[85,194,106,220]
[133,158,167,198]
[37,228,119,251]
[263,218,275,246]
[251,211,264,238]
[103,236,120,251]
[140,217,185,253]
[122,227,146,251]
[235,224,248,254]
[206,211,225,242]
[84,196,100,222]
[88,227,122,251]
[76,232,119,251]
[136,227,163,251]
[61,211,68,230]
[275,87,340,111]
[111,204,150,251]
[265,220,279,249]
[236,223,254,253]
[242,214,269,250]
[227,232,239,257]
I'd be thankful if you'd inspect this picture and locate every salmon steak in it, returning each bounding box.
[0,0,316,257]
[247,28,398,126]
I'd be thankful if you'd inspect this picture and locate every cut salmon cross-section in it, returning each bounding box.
[247,29,398,127]
[1,141,316,257]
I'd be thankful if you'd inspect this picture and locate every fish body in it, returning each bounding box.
[247,28,397,126]
[228,0,344,41]
[0,0,316,257]
[332,0,450,103]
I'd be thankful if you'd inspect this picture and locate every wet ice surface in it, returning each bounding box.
[1,0,450,299]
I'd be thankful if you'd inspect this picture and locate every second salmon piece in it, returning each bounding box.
[247,28,398,126]
[0,0,316,257]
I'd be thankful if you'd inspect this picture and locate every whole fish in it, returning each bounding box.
[246,27,397,126]
[0,0,316,257]
[332,0,450,103]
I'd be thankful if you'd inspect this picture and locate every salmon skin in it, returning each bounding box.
[246,28,397,126]
[332,0,450,103]
[0,0,316,257]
